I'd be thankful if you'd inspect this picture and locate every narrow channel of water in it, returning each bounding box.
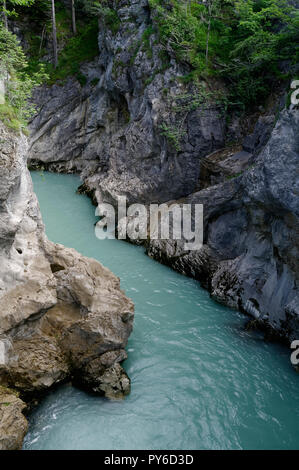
[23,172,299,450]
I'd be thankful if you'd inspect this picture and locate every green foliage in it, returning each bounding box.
[6,64,47,117]
[0,102,26,131]
[46,18,99,84]
[0,23,27,72]
[98,4,120,34]
[159,83,226,152]
[172,84,224,113]
[222,0,299,108]
[0,0,34,20]
[83,0,120,34]
[142,25,154,58]
[159,122,184,151]
[0,24,47,131]
[1,0,297,131]
[149,0,299,110]
[90,77,100,86]
[27,16,99,85]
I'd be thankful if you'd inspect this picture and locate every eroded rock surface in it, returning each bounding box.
[0,121,134,449]
[147,109,299,340]
[0,386,28,450]
[29,0,227,206]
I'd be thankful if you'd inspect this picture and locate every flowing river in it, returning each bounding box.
[23,172,299,450]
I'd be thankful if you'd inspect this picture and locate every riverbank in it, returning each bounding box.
[23,171,299,450]
[0,123,134,450]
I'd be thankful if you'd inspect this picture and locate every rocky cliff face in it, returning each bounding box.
[27,1,298,340]
[147,109,299,341]
[0,121,134,449]
[29,0,230,206]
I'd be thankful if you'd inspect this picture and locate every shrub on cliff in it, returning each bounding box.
[0,24,47,130]
[149,0,299,110]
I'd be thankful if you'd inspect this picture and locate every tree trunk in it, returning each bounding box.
[39,24,46,56]
[3,0,8,30]
[51,0,58,68]
[205,0,212,65]
[71,0,76,35]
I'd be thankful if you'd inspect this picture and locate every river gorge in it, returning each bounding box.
[0,0,298,452]
[22,172,299,450]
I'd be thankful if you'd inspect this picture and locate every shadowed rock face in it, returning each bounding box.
[28,0,227,206]
[147,109,299,340]
[0,121,134,449]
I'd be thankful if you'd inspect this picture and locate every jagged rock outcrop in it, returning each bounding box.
[147,109,299,340]
[29,0,227,206]
[0,121,134,449]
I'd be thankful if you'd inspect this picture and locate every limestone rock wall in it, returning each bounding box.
[29,0,227,206]
[147,109,299,340]
[0,121,134,449]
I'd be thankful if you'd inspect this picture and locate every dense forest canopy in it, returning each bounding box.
[0,0,298,130]
[150,0,298,106]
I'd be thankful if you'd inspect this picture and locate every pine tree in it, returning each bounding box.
[1,0,33,30]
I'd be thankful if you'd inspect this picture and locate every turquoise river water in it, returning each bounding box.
[23,172,299,450]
